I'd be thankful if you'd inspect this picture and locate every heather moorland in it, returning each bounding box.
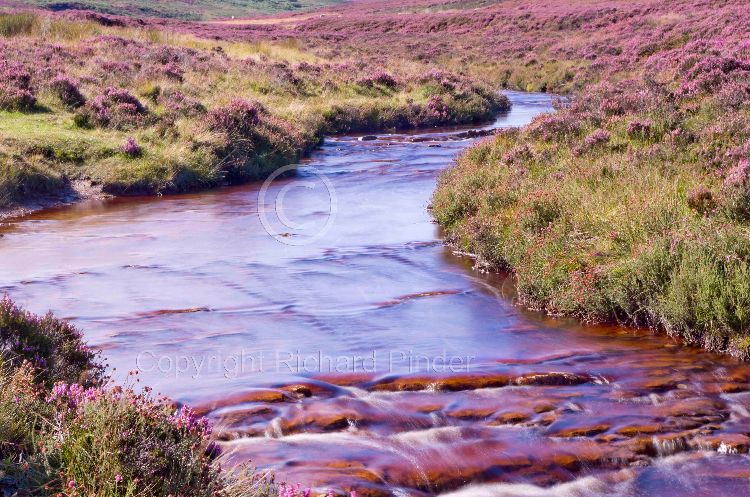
[0,0,341,20]
[0,10,506,215]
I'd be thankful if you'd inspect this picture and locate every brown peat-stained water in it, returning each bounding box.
[4,92,750,496]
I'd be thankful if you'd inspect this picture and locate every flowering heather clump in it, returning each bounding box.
[0,61,36,111]
[171,404,212,434]
[725,159,750,188]
[418,69,452,84]
[278,484,307,497]
[357,71,399,89]
[99,60,131,74]
[677,55,750,98]
[723,158,750,221]
[202,96,307,180]
[294,61,321,74]
[259,61,301,89]
[570,120,608,155]
[47,381,103,409]
[149,45,182,65]
[528,113,581,141]
[0,295,103,386]
[39,378,220,496]
[84,86,147,128]
[207,98,263,137]
[627,119,653,139]
[501,143,532,165]
[425,95,450,121]
[160,90,205,117]
[716,80,750,110]
[0,298,248,497]
[49,74,85,108]
[598,97,624,115]
[162,61,184,81]
[122,137,142,157]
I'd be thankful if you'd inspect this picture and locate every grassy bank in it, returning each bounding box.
[0,296,362,496]
[0,296,271,496]
[433,3,750,357]
[0,11,507,213]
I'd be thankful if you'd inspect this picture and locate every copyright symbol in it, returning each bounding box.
[258,164,338,246]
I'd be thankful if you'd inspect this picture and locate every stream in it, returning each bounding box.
[3,91,750,496]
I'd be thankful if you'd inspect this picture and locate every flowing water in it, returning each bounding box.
[3,92,750,496]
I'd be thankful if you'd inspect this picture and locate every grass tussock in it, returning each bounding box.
[0,12,35,37]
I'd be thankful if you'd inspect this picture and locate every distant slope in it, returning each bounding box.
[4,0,342,20]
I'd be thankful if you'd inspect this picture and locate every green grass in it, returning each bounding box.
[0,110,220,204]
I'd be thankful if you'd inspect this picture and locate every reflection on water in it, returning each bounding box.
[3,92,750,496]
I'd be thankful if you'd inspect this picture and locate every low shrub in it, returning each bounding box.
[626,118,653,140]
[0,295,103,386]
[42,382,220,497]
[208,98,263,138]
[584,128,610,147]
[0,297,274,497]
[122,137,142,157]
[160,90,205,117]
[686,185,715,214]
[207,99,306,181]
[50,74,86,108]
[0,61,36,111]
[161,62,184,81]
[80,86,148,129]
[433,46,750,358]
[357,71,399,89]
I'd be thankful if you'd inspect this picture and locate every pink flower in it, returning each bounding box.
[278,484,301,497]
[50,74,85,108]
[207,98,263,137]
[725,159,750,188]
[170,405,212,436]
[67,479,76,488]
[115,474,123,483]
[584,129,610,147]
[122,137,142,157]
[626,119,653,138]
